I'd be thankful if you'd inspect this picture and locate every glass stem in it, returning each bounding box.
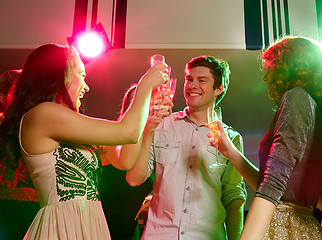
[158,86,162,108]
[216,138,219,164]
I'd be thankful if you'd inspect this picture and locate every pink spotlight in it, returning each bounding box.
[77,32,104,58]
[67,22,112,64]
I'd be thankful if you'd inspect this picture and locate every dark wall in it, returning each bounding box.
[0,49,33,74]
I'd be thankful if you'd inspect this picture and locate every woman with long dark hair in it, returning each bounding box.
[0,43,168,239]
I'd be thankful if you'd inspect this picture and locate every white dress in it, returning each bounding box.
[20,118,110,239]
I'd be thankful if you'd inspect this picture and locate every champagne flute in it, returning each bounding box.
[207,106,226,167]
[161,77,176,100]
[150,54,165,67]
[156,77,177,132]
[150,54,171,120]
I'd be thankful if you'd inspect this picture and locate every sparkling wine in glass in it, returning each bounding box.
[150,54,171,119]
[157,77,177,131]
[161,77,177,100]
[207,106,226,167]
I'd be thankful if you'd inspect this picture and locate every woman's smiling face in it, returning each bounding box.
[66,52,89,112]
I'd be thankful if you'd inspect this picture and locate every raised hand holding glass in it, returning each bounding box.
[149,54,174,120]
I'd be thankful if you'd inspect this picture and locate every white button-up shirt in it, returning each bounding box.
[141,108,247,240]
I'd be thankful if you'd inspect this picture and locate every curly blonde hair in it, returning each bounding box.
[261,37,322,105]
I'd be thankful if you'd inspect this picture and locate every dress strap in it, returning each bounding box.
[19,113,31,156]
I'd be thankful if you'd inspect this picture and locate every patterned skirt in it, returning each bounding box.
[264,201,322,240]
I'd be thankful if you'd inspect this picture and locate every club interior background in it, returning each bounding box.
[0,0,321,210]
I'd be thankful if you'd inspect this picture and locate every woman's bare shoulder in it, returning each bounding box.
[25,102,72,120]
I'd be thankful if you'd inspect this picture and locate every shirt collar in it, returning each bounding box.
[176,107,189,120]
[175,107,206,127]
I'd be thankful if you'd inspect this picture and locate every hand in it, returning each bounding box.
[140,62,169,89]
[149,90,173,116]
[205,121,221,140]
[147,92,174,130]
[207,121,237,159]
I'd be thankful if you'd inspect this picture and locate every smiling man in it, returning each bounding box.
[126,56,247,240]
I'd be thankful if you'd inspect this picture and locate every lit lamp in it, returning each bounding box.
[67,22,112,64]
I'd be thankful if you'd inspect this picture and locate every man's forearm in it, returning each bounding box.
[226,199,245,240]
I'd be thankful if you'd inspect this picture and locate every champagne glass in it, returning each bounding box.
[161,77,176,100]
[156,77,177,132]
[150,54,165,67]
[150,54,171,120]
[207,106,226,167]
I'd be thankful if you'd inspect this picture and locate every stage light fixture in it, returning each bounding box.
[76,32,104,57]
[67,22,112,63]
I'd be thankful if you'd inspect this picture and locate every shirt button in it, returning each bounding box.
[165,143,169,147]
[195,128,199,131]
[192,145,195,149]
[186,186,190,191]
[189,165,193,169]
[181,231,184,235]
[183,208,188,213]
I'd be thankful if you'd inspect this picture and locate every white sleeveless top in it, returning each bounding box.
[19,114,110,240]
